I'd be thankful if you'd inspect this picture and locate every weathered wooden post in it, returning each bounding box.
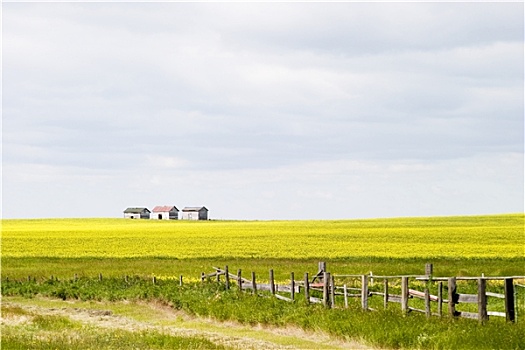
[99,273,103,282]
[304,272,310,304]
[330,274,336,307]
[384,279,389,310]
[361,274,369,311]
[425,287,431,318]
[290,272,295,301]
[224,265,230,290]
[401,276,409,315]
[437,281,443,317]
[319,262,326,274]
[179,275,183,286]
[448,277,457,317]
[323,272,330,308]
[237,269,242,291]
[152,276,157,285]
[251,272,257,293]
[344,284,349,308]
[201,272,205,282]
[269,269,275,295]
[504,278,515,322]
[425,263,433,277]
[478,278,488,323]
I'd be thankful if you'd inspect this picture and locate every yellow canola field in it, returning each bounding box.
[2,214,523,259]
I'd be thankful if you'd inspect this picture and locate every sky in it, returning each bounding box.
[2,2,524,220]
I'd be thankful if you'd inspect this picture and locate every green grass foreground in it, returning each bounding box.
[2,277,524,349]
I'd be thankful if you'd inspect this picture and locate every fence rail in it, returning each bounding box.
[201,262,524,323]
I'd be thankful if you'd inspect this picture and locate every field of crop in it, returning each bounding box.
[2,214,523,259]
[2,214,524,349]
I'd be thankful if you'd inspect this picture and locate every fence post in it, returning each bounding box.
[323,272,330,308]
[478,278,488,323]
[344,284,349,308]
[361,274,369,311]
[99,273,102,282]
[179,275,183,286]
[504,278,515,322]
[425,263,433,277]
[304,272,310,304]
[237,269,242,291]
[437,281,443,317]
[251,272,257,294]
[269,269,275,295]
[330,274,336,307]
[290,272,295,301]
[425,287,431,318]
[225,265,230,290]
[448,277,457,317]
[384,278,389,309]
[401,276,409,315]
[201,272,205,282]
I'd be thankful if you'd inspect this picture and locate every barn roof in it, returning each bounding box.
[124,207,150,213]
[182,206,208,212]
[152,206,179,212]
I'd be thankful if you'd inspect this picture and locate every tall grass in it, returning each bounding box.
[3,277,524,349]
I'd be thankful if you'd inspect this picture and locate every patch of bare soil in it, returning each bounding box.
[2,299,373,349]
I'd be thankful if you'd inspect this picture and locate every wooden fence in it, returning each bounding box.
[201,262,524,323]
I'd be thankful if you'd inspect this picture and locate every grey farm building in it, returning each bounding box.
[123,206,208,220]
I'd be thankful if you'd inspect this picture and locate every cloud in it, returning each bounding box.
[2,2,523,219]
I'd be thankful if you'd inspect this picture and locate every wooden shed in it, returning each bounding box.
[181,206,208,220]
[151,206,179,220]
[123,207,150,219]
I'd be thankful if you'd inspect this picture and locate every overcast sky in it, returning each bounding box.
[2,2,523,220]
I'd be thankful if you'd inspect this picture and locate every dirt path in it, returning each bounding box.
[2,298,372,349]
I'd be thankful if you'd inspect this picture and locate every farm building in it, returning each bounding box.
[151,206,179,220]
[181,206,208,220]
[123,207,151,219]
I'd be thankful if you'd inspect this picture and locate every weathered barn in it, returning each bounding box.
[181,206,208,220]
[123,207,150,219]
[151,206,179,220]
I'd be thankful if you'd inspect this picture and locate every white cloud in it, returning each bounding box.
[2,2,523,219]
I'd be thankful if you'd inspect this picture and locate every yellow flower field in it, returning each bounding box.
[1,214,523,259]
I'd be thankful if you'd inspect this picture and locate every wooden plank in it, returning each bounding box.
[409,307,426,314]
[274,294,293,302]
[488,311,506,317]
[486,292,505,299]
[458,311,478,320]
[309,296,323,304]
[409,289,439,301]
[457,293,478,304]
